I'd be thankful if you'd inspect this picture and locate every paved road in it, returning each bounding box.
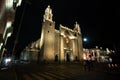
[0,63,120,80]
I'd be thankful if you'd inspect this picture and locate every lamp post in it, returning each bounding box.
[83,37,88,49]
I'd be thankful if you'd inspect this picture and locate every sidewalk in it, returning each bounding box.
[0,67,16,80]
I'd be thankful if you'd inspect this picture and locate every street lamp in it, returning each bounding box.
[83,38,88,42]
[83,37,88,49]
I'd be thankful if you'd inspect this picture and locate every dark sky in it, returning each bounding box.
[6,0,120,56]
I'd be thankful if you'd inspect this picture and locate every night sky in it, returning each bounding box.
[5,0,120,56]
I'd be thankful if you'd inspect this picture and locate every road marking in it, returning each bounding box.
[30,73,45,80]
[44,72,65,80]
[48,71,70,79]
[0,67,8,70]
[37,72,57,80]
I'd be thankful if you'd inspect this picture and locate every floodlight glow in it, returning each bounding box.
[83,53,87,60]
[16,0,22,7]
[69,36,77,39]
[5,0,13,9]
[3,21,12,39]
[0,43,3,50]
[0,43,3,46]
[7,32,12,37]
[5,58,11,65]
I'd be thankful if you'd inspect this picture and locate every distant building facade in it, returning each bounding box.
[23,6,83,62]
[83,47,113,62]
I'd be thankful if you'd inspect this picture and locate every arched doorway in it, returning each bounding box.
[55,54,58,62]
[66,53,70,62]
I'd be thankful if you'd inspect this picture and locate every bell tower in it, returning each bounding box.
[74,22,81,34]
[40,5,55,62]
[74,22,83,60]
[43,5,53,22]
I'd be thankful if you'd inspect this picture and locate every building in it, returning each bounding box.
[22,5,83,62]
[0,0,22,64]
[83,46,113,62]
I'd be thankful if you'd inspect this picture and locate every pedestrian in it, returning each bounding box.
[83,60,88,71]
[87,60,91,71]
[83,60,91,71]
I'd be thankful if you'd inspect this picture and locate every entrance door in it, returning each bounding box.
[66,53,70,62]
[55,55,58,62]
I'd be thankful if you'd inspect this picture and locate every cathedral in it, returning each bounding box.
[23,5,83,62]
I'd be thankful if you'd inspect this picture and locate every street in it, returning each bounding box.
[0,62,120,80]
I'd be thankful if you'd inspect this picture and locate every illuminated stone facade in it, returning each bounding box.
[83,47,112,62]
[25,6,83,62]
